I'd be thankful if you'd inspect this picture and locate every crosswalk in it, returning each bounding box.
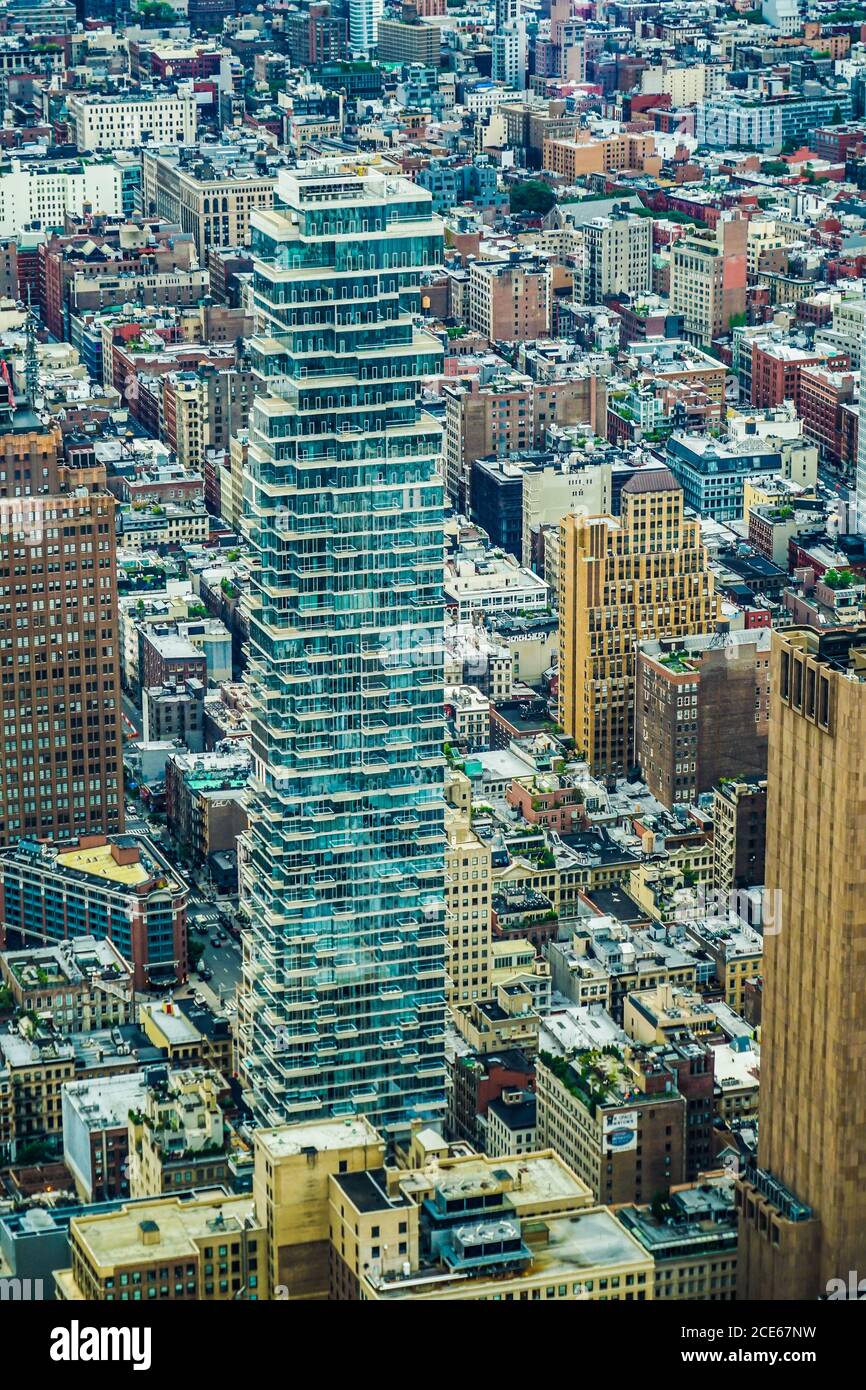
[191,909,221,929]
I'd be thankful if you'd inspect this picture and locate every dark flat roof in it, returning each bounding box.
[333,1168,412,1214]
[583,886,649,925]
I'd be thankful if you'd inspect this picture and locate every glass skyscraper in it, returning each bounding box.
[238,164,448,1136]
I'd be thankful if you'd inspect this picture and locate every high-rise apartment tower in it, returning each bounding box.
[238,164,447,1136]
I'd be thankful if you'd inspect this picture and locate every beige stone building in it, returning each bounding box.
[623,982,717,1044]
[445,808,492,1005]
[451,980,540,1055]
[55,1193,266,1300]
[670,216,747,347]
[128,1068,232,1198]
[582,209,652,304]
[253,1117,384,1300]
[338,1148,654,1302]
[143,149,276,255]
[558,468,718,775]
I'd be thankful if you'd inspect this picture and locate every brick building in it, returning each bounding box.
[635,630,770,808]
[0,402,123,844]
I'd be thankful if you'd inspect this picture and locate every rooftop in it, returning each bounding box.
[254,1116,382,1160]
[63,1073,147,1131]
[621,466,679,495]
[68,1194,257,1270]
[56,842,149,889]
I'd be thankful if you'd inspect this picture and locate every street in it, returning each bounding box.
[121,689,142,740]
[188,906,243,1007]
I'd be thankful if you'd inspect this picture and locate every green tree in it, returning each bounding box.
[509,180,556,216]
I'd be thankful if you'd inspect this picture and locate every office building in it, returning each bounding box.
[377,10,439,65]
[618,1176,738,1301]
[666,432,815,521]
[142,148,277,256]
[238,165,447,1135]
[253,1117,385,1300]
[582,209,652,305]
[54,1193,266,1300]
[558,468,718,776]
[0,397,123,844]
[0,156,122,238]
[737,627,866,1299]
[338,1150,654,1302]
[467,255,550,344]
[670,217,747,348]
[445,808,492,1005]
[696,88,853,153]
[522,458,611,569]
[535,1048,687,1205]
[67,93,197,152]
[0,835,187,991]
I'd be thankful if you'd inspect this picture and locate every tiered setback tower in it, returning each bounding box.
[558,467,718,777]
[238,164,448,1135]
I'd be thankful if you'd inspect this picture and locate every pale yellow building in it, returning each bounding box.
[128,1068,231,1199]
[558,467,718,775]
[623,982,717,1044]
[55,1193,267,1300]
[331,1148,654,1302]
[445,808,492,1004]
[253,1116,384,1300]
[451,979,540,1055]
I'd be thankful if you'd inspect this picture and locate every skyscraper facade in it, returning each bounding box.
[558,468,718,777]
[737,626,866,1300]
[349,0,383,54]
[857,331,866,534]
[238,165,448,1136]
[0,397,124,846]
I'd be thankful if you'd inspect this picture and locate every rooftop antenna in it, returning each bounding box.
[25,287,38,410]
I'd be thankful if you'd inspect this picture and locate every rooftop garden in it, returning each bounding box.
[659,650,690,672]
[824,567,861,590]
[539,1048,626,1116]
